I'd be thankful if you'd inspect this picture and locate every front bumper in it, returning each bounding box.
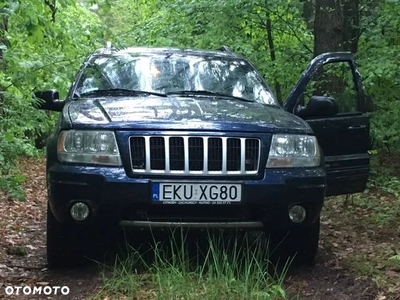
[119,220,264,229]
[47,164,326,230]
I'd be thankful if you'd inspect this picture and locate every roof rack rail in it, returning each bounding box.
[216,46,233,53]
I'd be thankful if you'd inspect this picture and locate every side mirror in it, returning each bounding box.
[295,96,338,118]
[34,89,64,112]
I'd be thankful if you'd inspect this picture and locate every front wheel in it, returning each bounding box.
[46,205,92,268]
[267,219,320,265]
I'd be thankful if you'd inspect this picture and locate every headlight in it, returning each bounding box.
[57,130,122,166]
[266,134,320,168]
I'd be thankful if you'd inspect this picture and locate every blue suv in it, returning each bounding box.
[35,46,370,267]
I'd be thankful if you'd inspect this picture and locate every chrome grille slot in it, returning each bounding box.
[227,138,241,171]
[131,137,146,169]
[245,139,259,171]
[129,135,260,175]
[169,137,184,171]
[208,138,222,171]
[188,137,204,171]
[149,137,165,170]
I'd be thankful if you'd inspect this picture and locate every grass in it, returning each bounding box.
[325,153,400,226]
[332,190,400,226]
[321,153,400,294]
[96,153,400,299]
[95,230,290,300]
[343,254,400,289]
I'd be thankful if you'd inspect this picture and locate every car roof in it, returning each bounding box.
[91,46,240,59]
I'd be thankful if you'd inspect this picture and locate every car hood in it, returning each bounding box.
[67,96,311,133]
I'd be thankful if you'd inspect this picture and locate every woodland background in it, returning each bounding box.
[0,0,399,198]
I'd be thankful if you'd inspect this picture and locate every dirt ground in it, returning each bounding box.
[0,158,399,299]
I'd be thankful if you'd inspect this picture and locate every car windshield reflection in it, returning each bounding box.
[74,54,277,105]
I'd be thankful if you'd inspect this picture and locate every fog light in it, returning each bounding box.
[288,205,306,223]
[70,202,90,221]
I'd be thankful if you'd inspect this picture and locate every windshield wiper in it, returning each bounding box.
[166,90,254,102]
[77,88,167,98]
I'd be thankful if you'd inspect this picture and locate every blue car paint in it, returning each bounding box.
[42,47,342,230]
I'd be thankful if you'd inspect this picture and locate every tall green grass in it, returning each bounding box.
[96,230,290,300]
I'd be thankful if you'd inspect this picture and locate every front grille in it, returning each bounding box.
[129,136,261,175]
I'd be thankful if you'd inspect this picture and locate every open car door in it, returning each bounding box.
[284,52,371,196]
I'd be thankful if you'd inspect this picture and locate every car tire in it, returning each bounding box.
[46,205,90,268]
[267,218,320,265]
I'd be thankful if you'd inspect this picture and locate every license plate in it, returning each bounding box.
[152,183,242,203]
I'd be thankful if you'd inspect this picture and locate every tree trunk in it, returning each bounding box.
[0,15,9,117]
[266,16,282,104]
[301,0,315,30]
[44,0,57,22]
[313,0,343,55]
[342,0,360,53]
[313,0,361,56]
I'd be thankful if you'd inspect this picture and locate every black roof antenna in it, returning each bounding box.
[217,46,233,53]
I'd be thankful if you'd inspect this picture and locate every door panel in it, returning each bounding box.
[309,114,369,156]
[306,114,370,196]
[284,52,371,196]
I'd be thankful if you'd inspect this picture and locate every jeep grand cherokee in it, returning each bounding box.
[35,46,370,267]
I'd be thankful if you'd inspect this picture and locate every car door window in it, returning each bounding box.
[302,62,358,114]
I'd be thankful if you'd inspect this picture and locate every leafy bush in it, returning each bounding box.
[0,0,103,199]
[2,0,400,199]
[389,254,400,261]
[357,1,400,152]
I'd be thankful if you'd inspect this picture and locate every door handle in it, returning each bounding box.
[348,124,367,130]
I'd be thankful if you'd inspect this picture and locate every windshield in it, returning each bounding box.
[74,52,277,105]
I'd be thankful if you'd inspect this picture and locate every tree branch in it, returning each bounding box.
[247,8,313,54]
[266,15,283,104]
[3,56,86,91]
[44,0,57,22]
[263,7,313,54]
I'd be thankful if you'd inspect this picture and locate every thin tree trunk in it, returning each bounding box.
[266,16,282,104]
[342,0,360,53]
[0,15,9,117]
[301,0,315,30]
[44,0,57,22]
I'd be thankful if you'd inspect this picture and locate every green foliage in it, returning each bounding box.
[105,0,313,101]
[356,1,400,151]
[0,128,34,200]
[0,0,103,199]
[389,254,400,261]
[352,154,400,226]
[2,0,400,199]
[103,0,400,151]
[368,154,400,198]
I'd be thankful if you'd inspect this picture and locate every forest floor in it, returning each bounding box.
[0,157,400,299]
